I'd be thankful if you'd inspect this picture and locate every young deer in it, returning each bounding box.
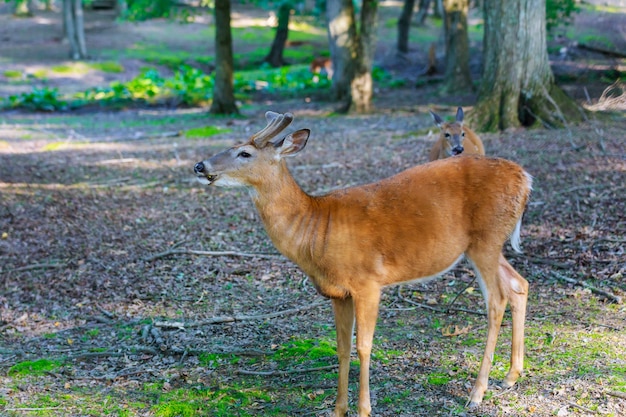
[429,106,485,161]
[194,112,531,417]
[429,107,528,370]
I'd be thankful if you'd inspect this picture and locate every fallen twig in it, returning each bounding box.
[236,364,338,376]
[562,398,597,414]
[142,248,284,262]
[552,271,622,304]
[606,391,626,400]
[154,301,327,328]
[4,407,65,412]
[397,287,485,316]
[2,262,66,274]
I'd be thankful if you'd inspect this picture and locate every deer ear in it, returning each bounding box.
[274,129,310,157]
[430,110,443,127]
[456,107,464,124]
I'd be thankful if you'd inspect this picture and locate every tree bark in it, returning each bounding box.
[415,0,431,24]
[210,0,239,115]
[441,0,473,93]
[326,0,357,107]
[397,0,416,53]
[63,0,88,60]
[264,2,292,67]
[349,0,379,113]
[470,0,584,131]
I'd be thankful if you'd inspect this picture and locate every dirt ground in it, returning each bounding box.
[1,2,625,417]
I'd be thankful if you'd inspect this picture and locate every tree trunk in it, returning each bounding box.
[441,0,473,93]
[210,0,239,115]
[349,0,379,113]
[63,0,88,60]
[264,2,292,67]
[326,0,357,107]
[470,0,583,131]
[415,0,431,24]
[397,0,416,53]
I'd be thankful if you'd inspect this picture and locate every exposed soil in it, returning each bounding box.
[0,3,625,417]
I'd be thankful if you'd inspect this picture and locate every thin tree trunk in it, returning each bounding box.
[349,0,379,113]
[326,0,357,107]
[73,0,87,58]
[265,2,292,67]
[210,0,238,115]
[397,0,416,53]
[415,0,431,24]
[471,0,583,131]
[441,0,472,93]
[63,0,88,60]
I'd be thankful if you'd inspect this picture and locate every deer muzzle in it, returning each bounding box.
[194,161,217,184]
[451,145,464,155]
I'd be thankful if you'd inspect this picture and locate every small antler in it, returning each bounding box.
[251,111,294,147]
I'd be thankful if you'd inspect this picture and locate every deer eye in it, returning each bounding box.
[238,151,252,158]
[445,133,451,138]
[461,132,465,137]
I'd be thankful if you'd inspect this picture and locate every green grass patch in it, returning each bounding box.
[426,371,451,385]
[152,385,273,417]
[90,61,125,73]
[8,359,63,376]
[275,337,336,365]
[184,126,232,138]
[3,70,22,79]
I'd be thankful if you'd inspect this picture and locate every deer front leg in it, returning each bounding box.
[332,297,355,417]
[498,255,528,388]
[353,285,382,417]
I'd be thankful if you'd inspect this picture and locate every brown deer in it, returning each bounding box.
[194,112,531,417]
[310,57,333,80]
[429,108,528,384]
[429,106,485,161]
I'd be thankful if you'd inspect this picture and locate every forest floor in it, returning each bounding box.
[1,2,625,417]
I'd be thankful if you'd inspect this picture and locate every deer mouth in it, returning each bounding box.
[196,173,217,185]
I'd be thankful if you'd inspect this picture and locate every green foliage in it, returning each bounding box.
[5,62,332,111]
[124,0,173,21]
[8,359,62,376]
[5,87,67,111]
[546,0,579,31]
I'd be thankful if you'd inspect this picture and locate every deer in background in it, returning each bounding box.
[429,106,485,161]
[194,112,531,417]
[310,57,333,81]
[429,107,530,396]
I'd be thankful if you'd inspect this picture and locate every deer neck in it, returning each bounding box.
[250,161,323,263]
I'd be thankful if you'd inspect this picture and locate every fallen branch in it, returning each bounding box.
[2,262,66,274]
[552,271,622,304]
[143,248,284,262]
[154,301,326,328]
[236,364,338,376]
[578,42,626,58]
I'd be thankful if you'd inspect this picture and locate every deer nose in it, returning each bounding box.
[452,146,464,155]
[194,162,205,174]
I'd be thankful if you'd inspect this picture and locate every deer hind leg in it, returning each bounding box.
[498,255,528,388]
[332,297,355,417]
[465,248,508,407]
